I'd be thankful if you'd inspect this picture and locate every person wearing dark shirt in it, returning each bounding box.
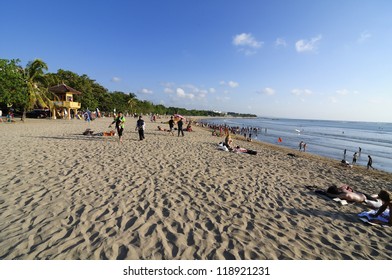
[177,118,184,137]
[135,115,145,140]
[168,116,175,136]
[367,155,374,170]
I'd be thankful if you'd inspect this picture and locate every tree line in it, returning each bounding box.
[0,58,257,119]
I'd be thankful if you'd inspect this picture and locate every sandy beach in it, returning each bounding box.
[0,117,391,260]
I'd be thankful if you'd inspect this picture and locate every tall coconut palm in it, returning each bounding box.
[21,59,51,120]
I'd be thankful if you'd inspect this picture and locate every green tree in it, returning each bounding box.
[0,59,25,112]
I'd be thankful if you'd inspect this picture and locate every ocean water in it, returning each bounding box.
[201,117,392,174]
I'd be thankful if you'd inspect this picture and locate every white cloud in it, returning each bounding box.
[233,33,263,55]
[295,35,322,53]
[139,88,153,95]
[176,88,195,99]
[329,96,338,103]
[260,87,276,96]
[358,31,371,43]
[219,81,226,86]
[111,77,121,82]
[228,81,239,88]
[233,33,262,48]
[275,38,287,47]
[176,88,186,98]
[209,88,216,93]
[291,89,312,96]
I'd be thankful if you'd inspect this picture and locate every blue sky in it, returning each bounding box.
[1,0,391,122]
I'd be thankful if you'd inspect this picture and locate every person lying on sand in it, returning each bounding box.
[232,145,258,155]
[370,190,392,226]
[326,184,381,206]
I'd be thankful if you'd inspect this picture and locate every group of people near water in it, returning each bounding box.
[106,113,193,142]
[342,147,375,170]
[202,122,262,142]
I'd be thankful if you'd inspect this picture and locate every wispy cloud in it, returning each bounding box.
[111,77,121,82]
[220,80,239,88]
[295,35,322,53]
[259,87,276,96]
[275,38,287,47]
[228,81,239,88]
[233,33,263,55]
[164,87,174,94]
[291,88,312,96]
[358,30,371,43]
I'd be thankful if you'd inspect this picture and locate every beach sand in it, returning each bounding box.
[0,117,391,260]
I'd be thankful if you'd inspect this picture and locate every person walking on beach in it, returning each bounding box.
[168,116,175,136]
[136,115,145,140]
[303,143,307,152]
[367,155,375,170]
[109,112,125,142]
[299,141,303,151]
[177,118,184,137]
[343,149,347,161]
[352,152,358,165]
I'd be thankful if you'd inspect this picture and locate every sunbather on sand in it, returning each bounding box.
[326,184,380,205]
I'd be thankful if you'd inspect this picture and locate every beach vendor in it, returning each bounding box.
[109,112,125,142]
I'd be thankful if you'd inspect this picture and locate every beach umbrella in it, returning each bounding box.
[174,114,184,119]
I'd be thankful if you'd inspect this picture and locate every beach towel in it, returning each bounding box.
[217,143,229,152]
[358,209,390,226]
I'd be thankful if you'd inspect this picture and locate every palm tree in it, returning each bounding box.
[127,97,138,115]
[21,59,51,120]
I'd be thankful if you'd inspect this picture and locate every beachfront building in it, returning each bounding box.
[48,84,81,119]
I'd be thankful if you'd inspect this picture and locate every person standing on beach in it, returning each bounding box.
[136,115,145,140]
[168,116,175,136]
[367,155,375,170]
[343,149,347,160]
[109,112,125,142]
[303,143,307,152]
[177,118,184,137]
[299,141,303,151]
[352,152,358,165]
